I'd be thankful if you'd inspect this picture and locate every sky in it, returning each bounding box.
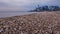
[0,0,60,11]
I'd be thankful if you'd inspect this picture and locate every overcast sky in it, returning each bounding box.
[0,0,60,11]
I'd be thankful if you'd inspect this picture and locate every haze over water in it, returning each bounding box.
[0,0,60,17]
[0,11,38,18]
[0,0,60,11]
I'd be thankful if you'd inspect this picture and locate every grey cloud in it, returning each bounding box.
[0,0,60,11]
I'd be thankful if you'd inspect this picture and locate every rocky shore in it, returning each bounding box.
[0,12,60,34]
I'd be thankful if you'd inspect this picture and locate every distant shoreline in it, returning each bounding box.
[0,11,38,18]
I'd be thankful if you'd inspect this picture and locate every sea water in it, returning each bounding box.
[0,11,37,18]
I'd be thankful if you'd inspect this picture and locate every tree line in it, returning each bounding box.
[30,6,60,12]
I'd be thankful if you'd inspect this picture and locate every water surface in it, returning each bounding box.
[0,11,37,18]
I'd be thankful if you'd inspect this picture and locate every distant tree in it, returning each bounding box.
[30,5,60,12]
[42,6,49,11]
[48,6,60,11]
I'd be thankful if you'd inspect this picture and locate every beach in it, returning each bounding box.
[0,11,60,34]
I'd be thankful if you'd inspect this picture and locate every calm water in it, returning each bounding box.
[0,11,38,18]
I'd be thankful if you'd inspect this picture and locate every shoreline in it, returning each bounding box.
[0,12,39,18]
[0,11,60,34]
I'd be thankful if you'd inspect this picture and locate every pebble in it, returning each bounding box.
[0,12,60,34]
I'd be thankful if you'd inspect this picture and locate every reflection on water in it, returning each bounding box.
[0,11,37,18]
